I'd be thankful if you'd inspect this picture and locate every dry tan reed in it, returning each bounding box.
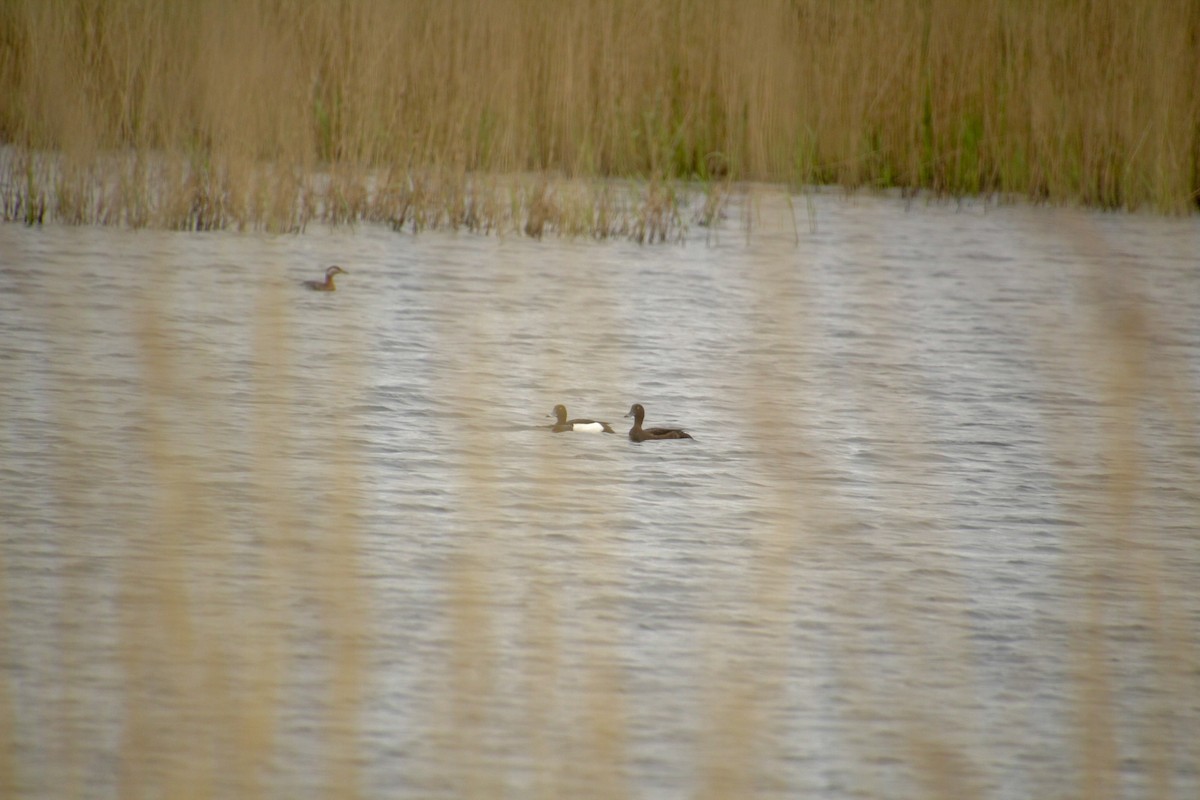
[1,0,1197,231]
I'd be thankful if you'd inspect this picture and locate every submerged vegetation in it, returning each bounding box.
[1,0,1198,232]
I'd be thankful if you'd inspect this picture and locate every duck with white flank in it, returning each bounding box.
[548,404,615,433]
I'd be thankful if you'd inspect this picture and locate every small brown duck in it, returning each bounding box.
[625,403,693,442]
[303,265,348,291]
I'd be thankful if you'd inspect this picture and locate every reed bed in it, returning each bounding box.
[1,0,1198,233]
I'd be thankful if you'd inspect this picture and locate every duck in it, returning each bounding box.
[548,404,615,433]
[303,265,348,291]
[625,403,693,442]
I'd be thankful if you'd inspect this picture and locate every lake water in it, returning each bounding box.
[2,191,1199,799]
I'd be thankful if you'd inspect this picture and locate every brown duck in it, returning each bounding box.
[303,265,348,291]
[625,403,693,442]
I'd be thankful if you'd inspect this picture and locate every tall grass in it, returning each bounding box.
[0,0,1197,231]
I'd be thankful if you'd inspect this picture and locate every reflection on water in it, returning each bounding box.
[2,192,1199,799]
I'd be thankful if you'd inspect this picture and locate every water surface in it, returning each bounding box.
[2,192,1198,799]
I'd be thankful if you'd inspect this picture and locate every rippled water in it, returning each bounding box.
[2,192,1199,799]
